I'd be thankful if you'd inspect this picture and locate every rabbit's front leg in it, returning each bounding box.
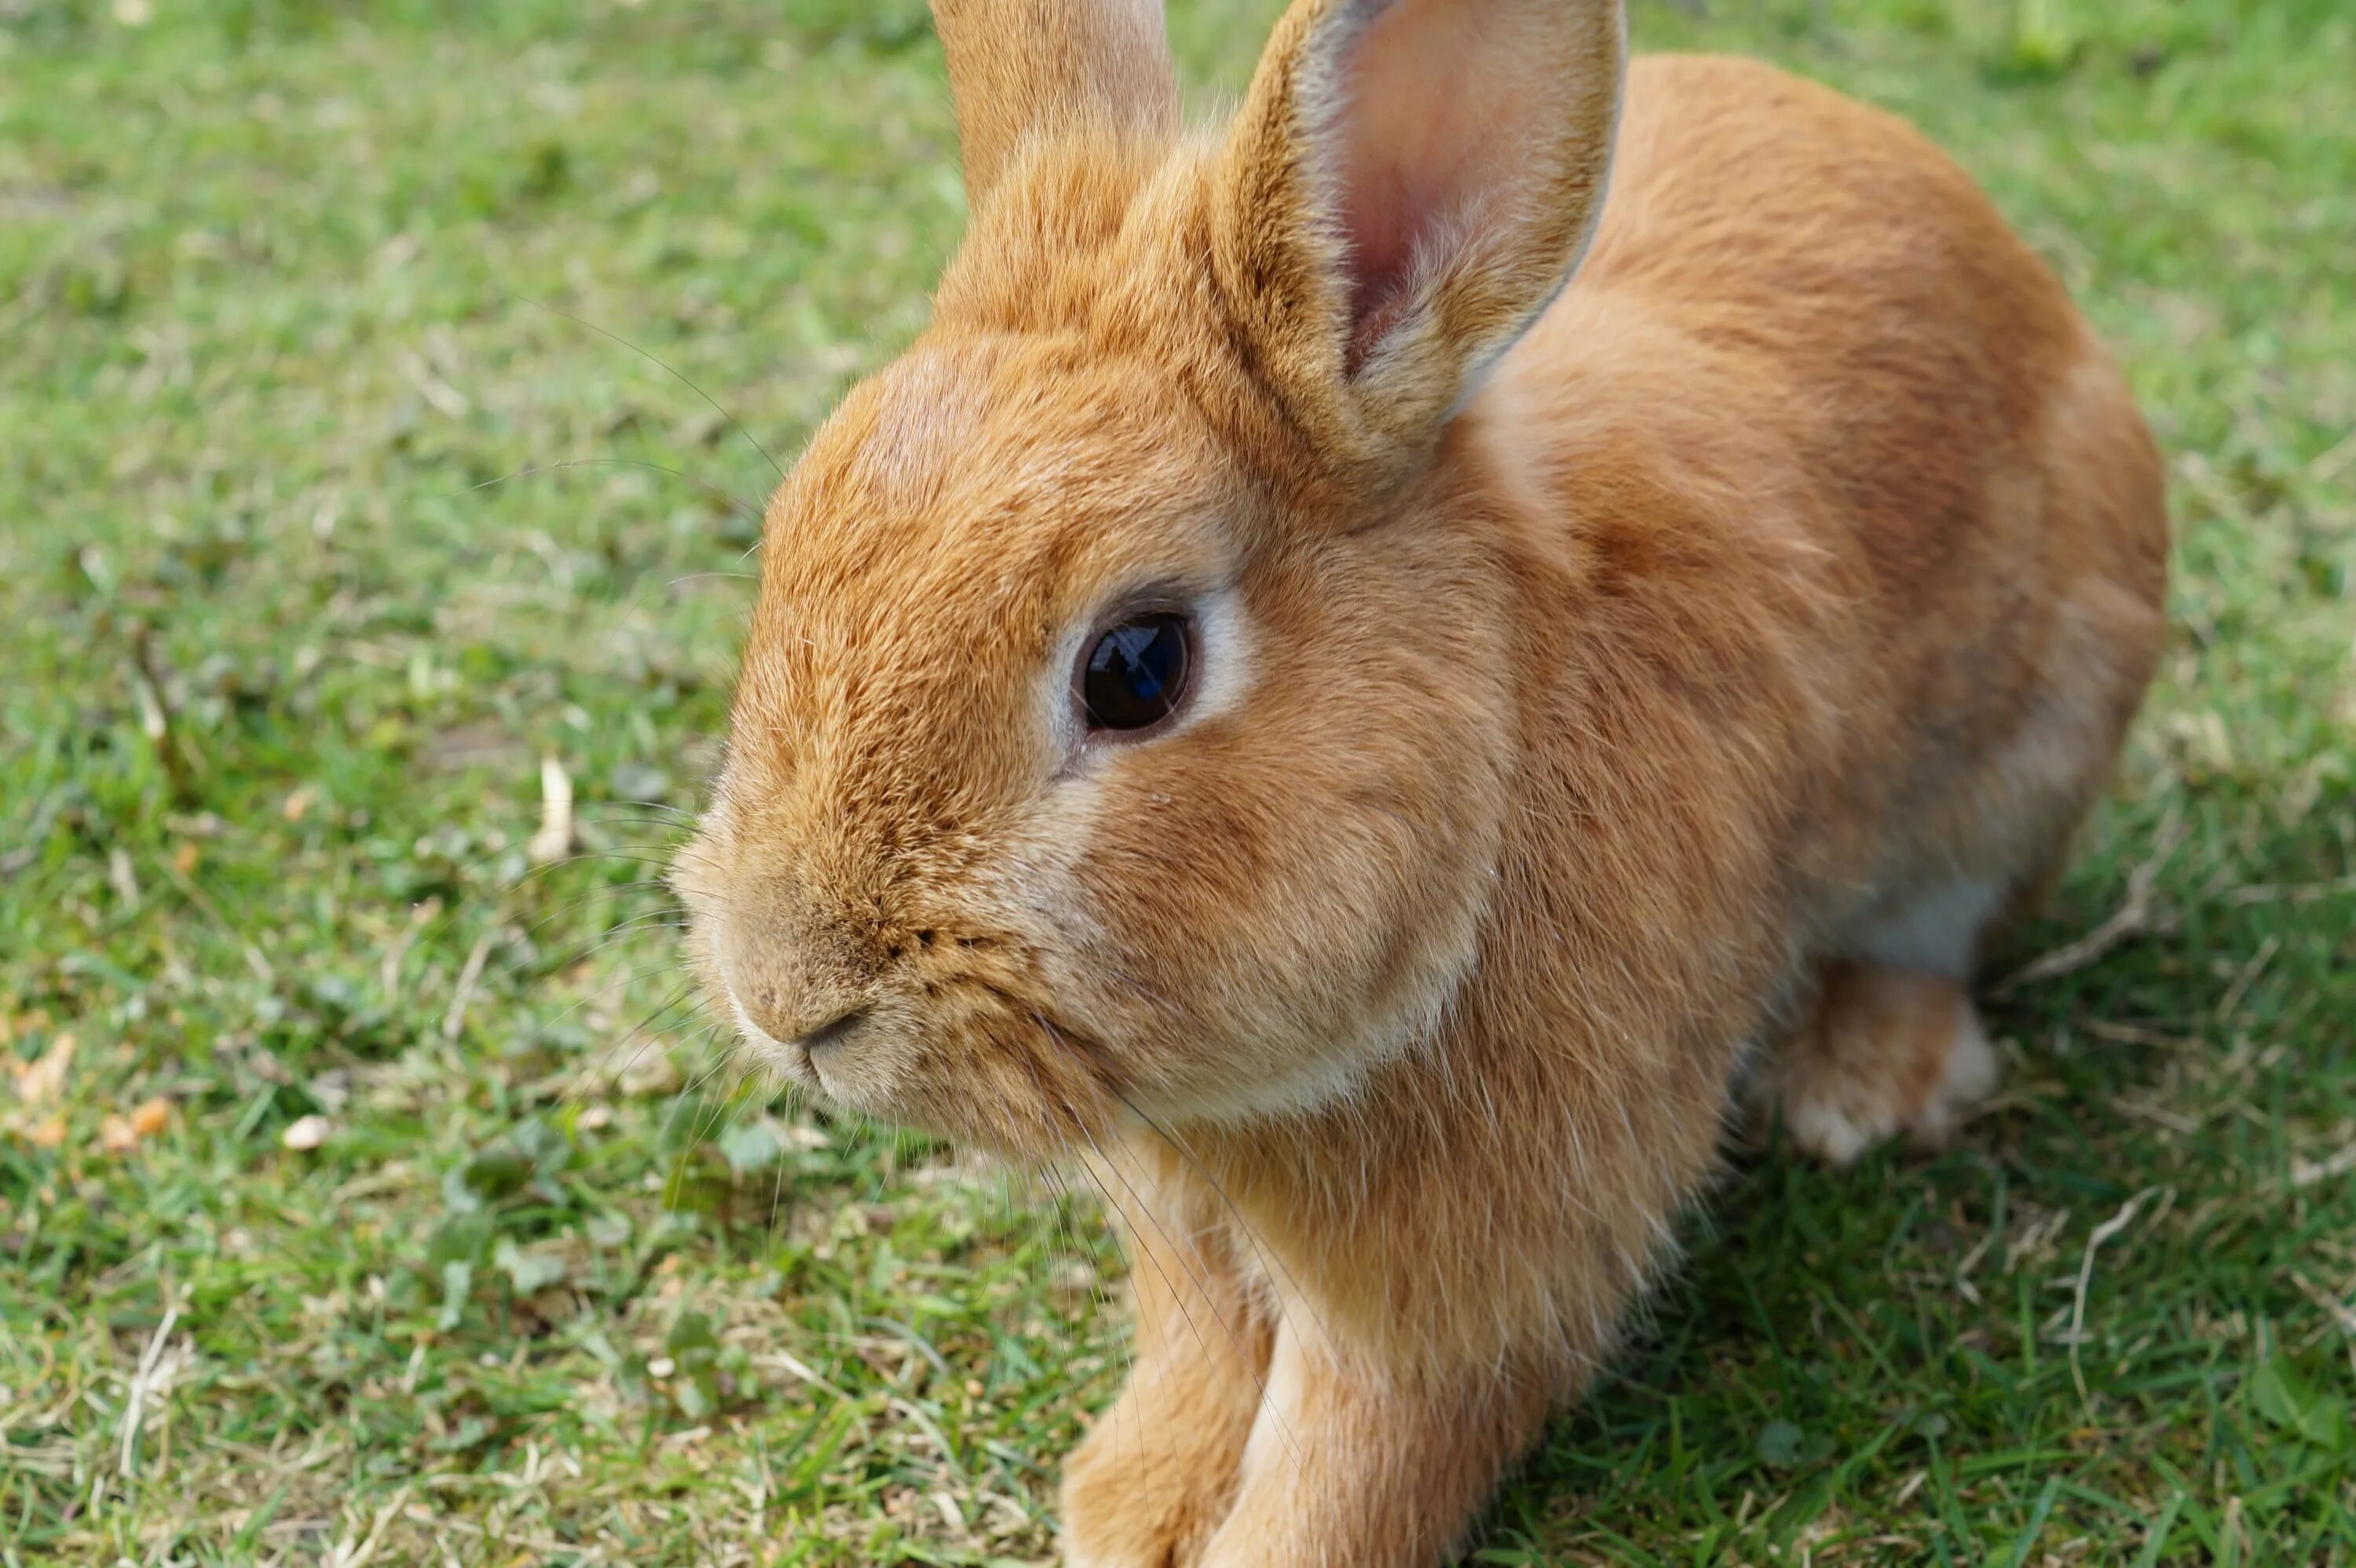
[1192,1322,1554,1568]
[1060,1152,1271,1567]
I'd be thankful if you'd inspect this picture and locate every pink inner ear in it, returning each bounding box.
[1330,0,1556,368]
[1340,161,1426,371]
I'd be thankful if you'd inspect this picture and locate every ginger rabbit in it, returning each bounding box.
[675,2,2168,1560]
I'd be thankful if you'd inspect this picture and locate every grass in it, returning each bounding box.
[1,0,2351,1561]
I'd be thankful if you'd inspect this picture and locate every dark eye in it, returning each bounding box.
[1078,612,1194,733]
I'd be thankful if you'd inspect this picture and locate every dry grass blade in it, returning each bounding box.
[1996,812,2186,993]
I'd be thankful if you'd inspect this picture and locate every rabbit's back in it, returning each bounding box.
[1488,53,2168,944]
[1586,56,2160,597]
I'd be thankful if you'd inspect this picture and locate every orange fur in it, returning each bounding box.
[672,2,2168,1562]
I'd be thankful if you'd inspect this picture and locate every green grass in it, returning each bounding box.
[2,0,2351,1561]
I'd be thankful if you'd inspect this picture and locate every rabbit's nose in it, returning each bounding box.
[715,898,879,1054]
[723,940,869,1047]
[732,981,864,1051]
[785,1007,869,1063]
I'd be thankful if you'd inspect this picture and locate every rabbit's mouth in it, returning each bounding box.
[707,927,1130,1161]
[673,823,1137,1161]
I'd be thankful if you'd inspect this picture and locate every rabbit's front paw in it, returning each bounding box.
[1060,1398,1245,1567]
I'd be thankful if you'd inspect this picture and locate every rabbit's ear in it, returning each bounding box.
[1213,0,1625,471]
[931,0,1180,203]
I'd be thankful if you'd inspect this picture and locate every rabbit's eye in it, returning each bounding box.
[1078,612,1194,733]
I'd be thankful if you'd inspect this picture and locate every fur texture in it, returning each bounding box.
[672,2,2168,1561]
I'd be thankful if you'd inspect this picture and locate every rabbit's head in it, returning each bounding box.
[675,0,1626,1157]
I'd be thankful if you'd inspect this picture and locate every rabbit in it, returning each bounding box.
[670,0,2169,1561]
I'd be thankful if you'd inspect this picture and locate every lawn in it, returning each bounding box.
[2,0,2352,1562]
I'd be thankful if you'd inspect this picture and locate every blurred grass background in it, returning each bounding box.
[2,0,2351,1562]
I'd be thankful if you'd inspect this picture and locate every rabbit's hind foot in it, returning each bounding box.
[1761,966,2001,1167]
